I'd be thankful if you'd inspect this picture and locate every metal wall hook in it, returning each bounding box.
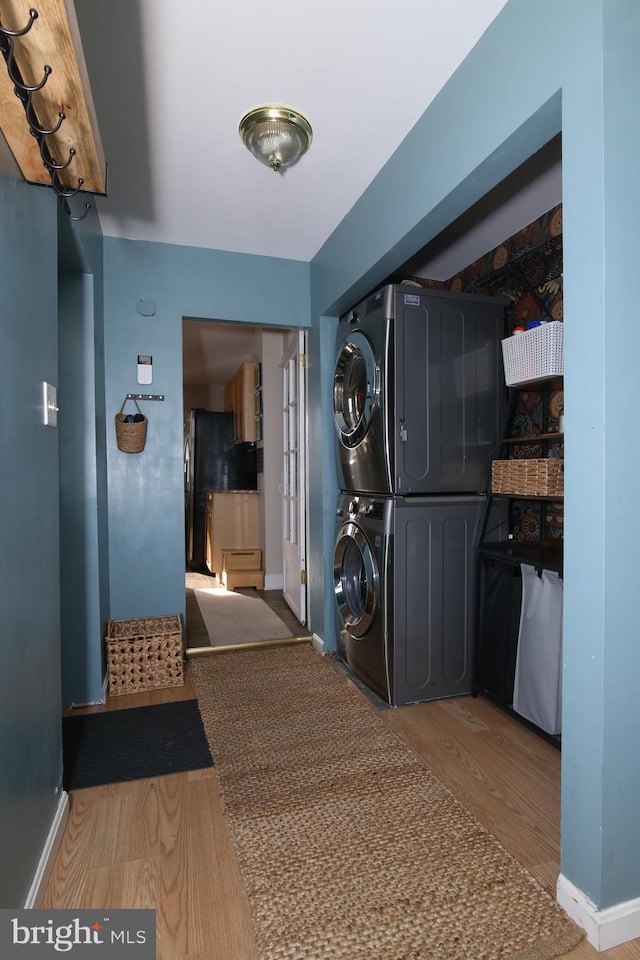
[27,104,65,138]
[41,145,75,172]
[52,169,84,199]
[0,7,38,38]
[61,197,90,222]
[5,38,51,92]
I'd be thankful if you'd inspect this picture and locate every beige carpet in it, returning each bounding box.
[192,645,584,960]
[193,583,293,646]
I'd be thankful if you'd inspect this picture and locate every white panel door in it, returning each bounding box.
[281,330,307,625]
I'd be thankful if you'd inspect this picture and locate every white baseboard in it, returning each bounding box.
[25,790,69,908]
[311,633,325,655]
[264,573,284,591]
[557,873,640,951]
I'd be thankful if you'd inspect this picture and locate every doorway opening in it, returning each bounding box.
[182,318,308,651]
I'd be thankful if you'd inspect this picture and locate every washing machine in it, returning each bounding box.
[333,492,485,706]
[333,284,507,495]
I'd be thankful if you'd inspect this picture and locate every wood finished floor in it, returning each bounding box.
[45,609,640,959]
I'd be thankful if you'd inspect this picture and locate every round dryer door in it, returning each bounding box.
[334,521,379,638]
[333,332,378,447]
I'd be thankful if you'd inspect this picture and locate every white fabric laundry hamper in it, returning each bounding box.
[513,564,563,735]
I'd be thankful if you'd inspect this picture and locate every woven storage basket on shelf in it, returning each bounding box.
[106,615,184,696]
[492,458,564,497]
[501,321,564,386]
[115,397,147,454]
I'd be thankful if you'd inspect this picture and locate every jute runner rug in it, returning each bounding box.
[192,644,583,960]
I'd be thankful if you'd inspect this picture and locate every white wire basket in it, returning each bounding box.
[501,321,564,386]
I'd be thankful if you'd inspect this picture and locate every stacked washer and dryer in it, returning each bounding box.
[333,283,507,706]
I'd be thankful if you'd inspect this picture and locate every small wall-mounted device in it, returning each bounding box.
[137,299,156,317]
[137,355,153,385]
[42,381,58,427]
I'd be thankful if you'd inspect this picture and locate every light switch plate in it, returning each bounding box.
[43,381,58,427]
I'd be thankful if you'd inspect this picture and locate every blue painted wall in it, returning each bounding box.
[58,210,108,708]
[305,315,339,649]
[561,0,640,910]
[308,0,640,915]
[102,238,309,622]
[0,137,63,906]
[597,0,640,908]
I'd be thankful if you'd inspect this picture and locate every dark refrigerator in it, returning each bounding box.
[185,410,257,570]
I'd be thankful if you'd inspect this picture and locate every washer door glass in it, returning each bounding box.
[334,522,378,638]
[333,332,378,448]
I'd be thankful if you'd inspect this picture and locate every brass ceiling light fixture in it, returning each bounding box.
[239,106,312,172]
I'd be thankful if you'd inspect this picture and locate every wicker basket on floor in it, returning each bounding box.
[106,615,184,696]
[492,459,564,497]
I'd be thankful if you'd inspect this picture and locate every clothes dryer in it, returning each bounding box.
[334,492,485,706]
[333,284,507,495]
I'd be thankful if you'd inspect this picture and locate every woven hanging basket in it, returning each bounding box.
[115,397,147,454]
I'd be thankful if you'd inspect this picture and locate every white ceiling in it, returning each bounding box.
[73,0,514,263]
[72,0,563,386]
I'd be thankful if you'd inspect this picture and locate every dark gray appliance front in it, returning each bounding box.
[333,285,507,495]
[390,495,484,706]
[334,493,484,706]
[333,494,388,701]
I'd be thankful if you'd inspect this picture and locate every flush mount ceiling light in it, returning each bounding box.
[239,106,312,172]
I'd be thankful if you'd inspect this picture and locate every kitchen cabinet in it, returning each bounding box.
[475,368,564,741]
[205,490,260,577]
[224,362,257,443]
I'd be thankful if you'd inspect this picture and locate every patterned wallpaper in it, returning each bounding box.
[398,203,564,543]
[398,202,563,329]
